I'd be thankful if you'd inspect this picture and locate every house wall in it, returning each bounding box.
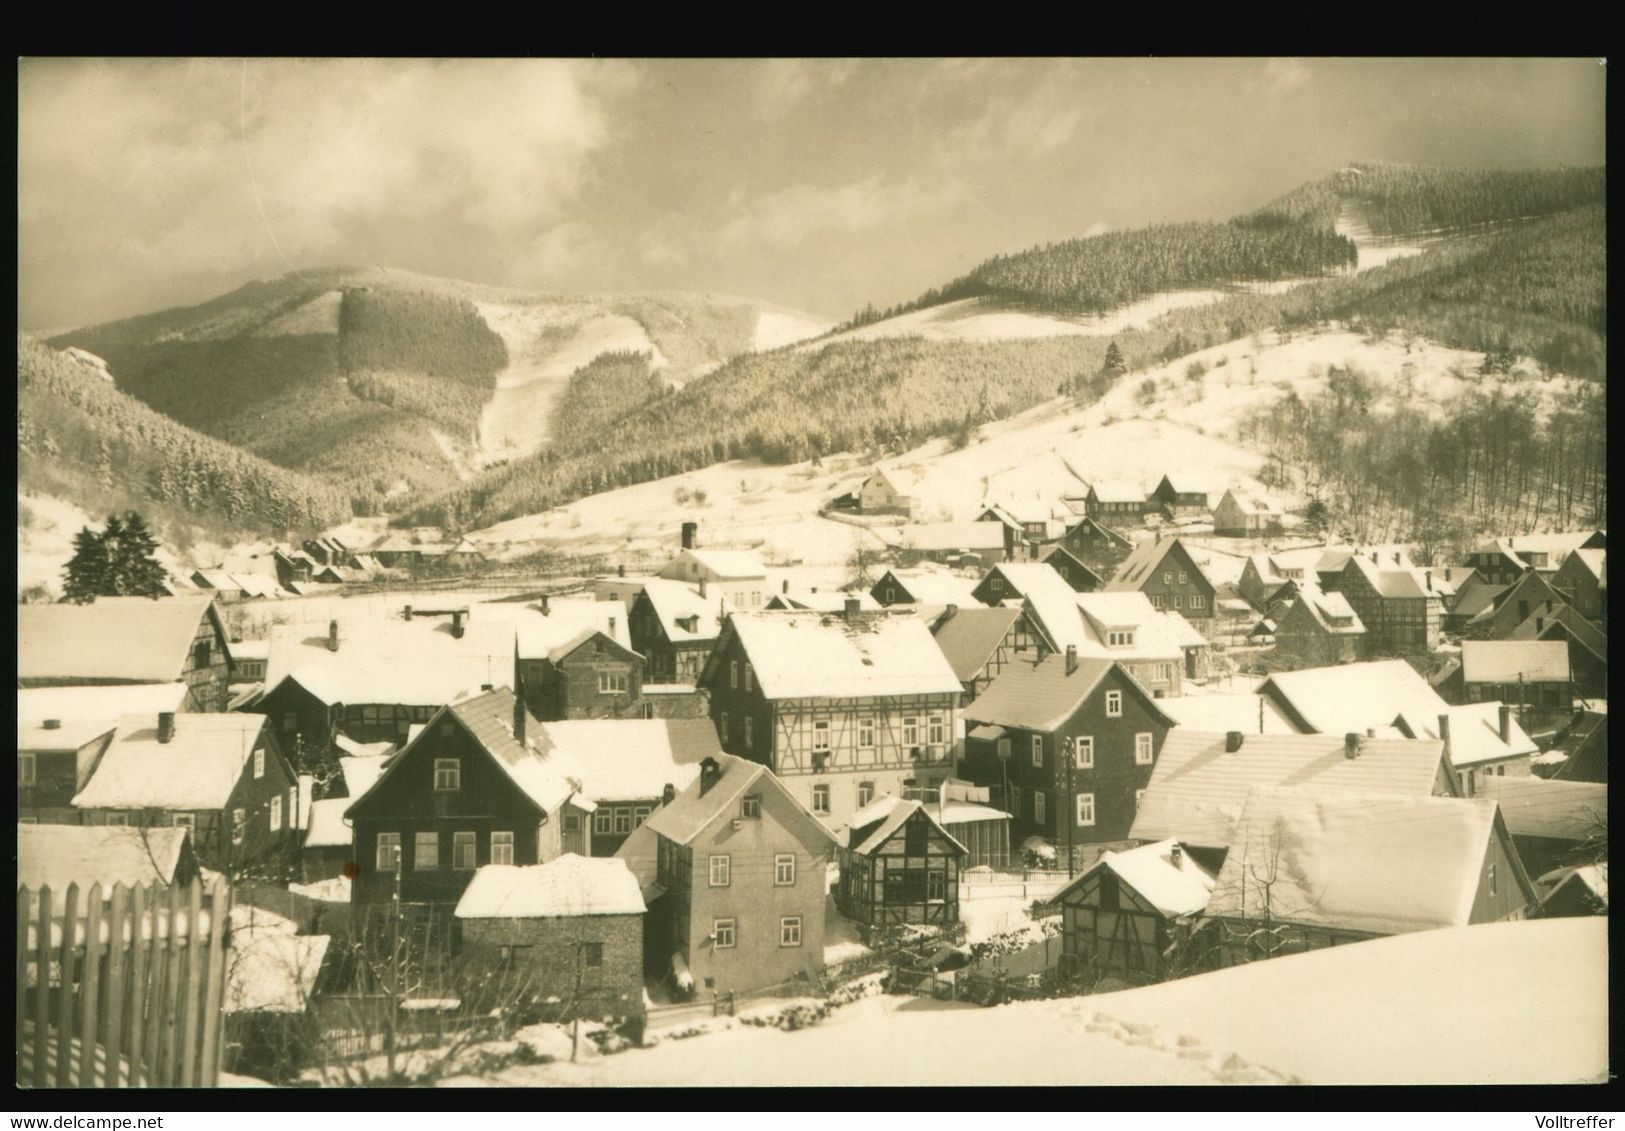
[460,913,644,1021]
[1130,546,1217,638]
[1553,555,1605,622]
[1466,574,1564,640]
[836,811,962,938]
[1338,566,1441,653]
[1059,522,1132,576]
[177,610,233,712]
[256,679,338,762]
[859,476,911,516]
[220,730,301,872]
[1058,871,1177,981]
[1469,831,1532,923]
[533,641,644,721]
[19,735,109,818]
[1271,600,1365,667]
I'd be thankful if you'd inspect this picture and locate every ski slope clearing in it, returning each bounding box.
[464,917,1602,1087]
[251,289,344,337]
[753,308,832,351]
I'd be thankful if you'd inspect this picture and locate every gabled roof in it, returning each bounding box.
[1130,729,1450,849]
[1449,573,1508,619]
[982,563,1075,601]
[1287,584,1367,636]
[1536,864,1608,908]
[1342,554,1439,600]
[531,718,720,802]
[896,522,1007,553]
[72,713,272,811]
[1511,604,1607,664]
[473,598,635,661]
[1104,537,1214,595]
[1257,660,1450,736]
[1498,532,1606,567]
[844,796,968,857]
[18,824,193,892]
[1156,694,1298,735]
[17,684,188,750]
[18,596,222,684]
[874,569,981,606]
[723,612,962,700]
[662,548,768,581]
[1033,543,1101,581]
[1206,787,1528,935]
[1459,640,1571,684]
[264,617,517,707]
[639,578,722,643]
[226,930,331,1014]
[1392,703,1538,768]
[303,798,353,849]
[769,590,882,613]
[455,856,646,919]
[1475,777,1606,843]
[930,606,1023,683]
[966,655,1170,733]
[1089,480,1144,503]
[641,753,836,849]
[1049,838,1216,918]
[1317,544,1416,576]
[1074,592,1206,660]
[1060,515,1133,548]
[1158,474,1213,499]
[1566,548,1607,586]
[866,466,922,494]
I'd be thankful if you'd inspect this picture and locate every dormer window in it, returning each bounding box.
[1107,629,1135,648]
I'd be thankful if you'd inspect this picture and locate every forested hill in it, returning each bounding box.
[1255,161,1606,235]
[17,335,350,534]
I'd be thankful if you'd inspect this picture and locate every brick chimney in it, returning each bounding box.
[42,718,61,731]
[681,522,698,550]
[698,578,708,599]
[1392,552,1401,565]
[404,605,413,621]
[1344,732,1360,759]
[1170,843,1183,866]
[1065,645,1078,675]
[452,610,466,639]
[941,603,958,625]
[158,712,175,744]
[1225,731,1243,753]
[844,596,861,623]
[661,782,676,805]
[539,594,551,616]
[328,620,339,652]
[1498,704,1512,743]
[1437,713,1451,759]
[1425,570,1432,592]
[699,756,722,796]
[609,615,617,636]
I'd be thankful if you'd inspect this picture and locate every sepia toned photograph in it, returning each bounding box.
[14,56,1608,1093]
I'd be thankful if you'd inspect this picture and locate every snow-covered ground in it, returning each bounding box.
[753,308,832,352]
[17,491,190,599]
[459,917,1604,1087]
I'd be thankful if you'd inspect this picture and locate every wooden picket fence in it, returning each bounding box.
[15,880,231,1089]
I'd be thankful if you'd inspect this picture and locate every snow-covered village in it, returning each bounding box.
[14,57,1608,1093]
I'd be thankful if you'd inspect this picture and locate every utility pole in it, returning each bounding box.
[1064,738,1075,879]
[570,942,585,1063]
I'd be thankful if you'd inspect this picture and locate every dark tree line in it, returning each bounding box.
[62,511,168,603]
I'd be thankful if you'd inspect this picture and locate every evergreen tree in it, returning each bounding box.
[61,511,168,602]
[110,511,169,597]
[62,524,114,604]
[1101,341,1125,375]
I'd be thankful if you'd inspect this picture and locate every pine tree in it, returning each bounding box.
[1101,341,1125,376]
[62,524,114,604]
[110,511,169,597]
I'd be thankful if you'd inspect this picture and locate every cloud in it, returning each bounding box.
[1083,220,1111,237]
[754,58,860,119]
[510,221,597,286]
[1263,58,1312,96]
[715,175,963,250]
[941,77,1092,162]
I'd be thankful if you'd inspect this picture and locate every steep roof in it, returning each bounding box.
[1289,585,1366,636]
[1075,592,1207,659]
[869,466,922,494]
[1567,548,1607,586]
[1459,640,1571,684]
[1104,537,1214,595]
[845,796,968,857]
[1130,729,1449,849]
[17,684,188,749]
[455,856,646,919]
[966,656,1168,733]
[1206,787,1522,935]
[444,689,574,813]
[663,548,768,580]
[1343,554,1440,600]
[640,578,723,643]
[473,598,634,661]
[1217,488,1280,517]
[1450,574,1508,620]
[1511,604,1607,664]
[1060,515,1133,548]
[1050,838,1216,918]
[303,798,352,849]
[72,713,271,810]
[531,718,719,802]
[225,930,331,1014]
[875,569,981,606]
[725,612,961,700]
[1158,474,1213,498]
[18,596,221,684]
[264,617,516,707]
[769,590,882,613]
[641,753,837,849]
[930,606,1023,682]
[984,563,1074,601]
[1090,480,1144,503]
[1476,777,1606,843]
[896,522,1007,553]
[18,824,193,892]
[1257,660,1450,736]
[1156,693,1298,735]
[1392,703,1538,768]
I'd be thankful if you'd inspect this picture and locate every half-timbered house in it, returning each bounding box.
[477,598,643,720]
[628,579,722,685]
[1054,515,1135,576]
[1269,585,1366,667]
[1333,553,1445,653]
[928,604,1039,706]
[835,796,966,943]
[1462,569,1567,641]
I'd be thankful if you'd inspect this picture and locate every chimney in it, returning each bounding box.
[540,594,551,616]
[513,694,527,745]
[158,712,175,744]
[681,522,698,550]
[844,596,861,623]
[782,579,790,594]
[618,563,626,578]
[328,620,339,652]
[661,783,676,805]
[609,615,617,636]
[1065,645,1078,675]
[1370,551,1378,564]
[42,718,61,731]
[1425,570,1432,592]
[1498,704,1512,744]
[452,610,466,639]
[1225,731,1243,753]
[1535,616,1545,634]
[1344,732,1360,759]
[1170,844,1183,867]
[698,578,708,599]
[1392,552,1401,565]
[404,605,412,621]
[699,756,722,796]
[1028,542,1039,562]
[942,603,958,625]
[1437,714,1451,759]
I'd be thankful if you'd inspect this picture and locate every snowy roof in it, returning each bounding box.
[225,930,330,1014]
[1257,660,1450,735]
[930,606,1023,682]
[1156,694,1297,735]
[1159,474,1213,498]
[1104,538,1214,595]
[1475,777,1606,843]
[16,714,114,753]
[1072,592,1205,661]
[532,718,719,802]
[18,596,219,683]
[1130,729,1449,849]
[1217,489,1281,517]
[898,522,1008,552]
[1343,554,1440,601]
[678,548,768,579]
[474,598,634,660]
[72,713,270,811]
[1090,480,1144,503]
[1536,864,1608,907]
[18,685,187,747]
[640,579,723,642]
[642,753,836,849]
[230,639,270,661]
[1459,640,1571,685]
[340,753,390,799]
[1052,838,1216,918]
[726,612,962,700]
[18,823,193,892]
[868,466,922,494]
[845,797,967,858]
[303,798,352,849]
[984,563,1073,601]
[1568,548,1606,585]
[1510,604,1607,663]
[264,617,517,707]
[1393,703,1538,768]
[1291,585,1366,635]
[966,656,1166,733]
[455,856,646,919]
[877,569,981,606]
[1498,532,1605,566]
[1206,787,1521,936]
[769,589,882,613]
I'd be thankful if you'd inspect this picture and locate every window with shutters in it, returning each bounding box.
[376,832,401,870]
[1075,735,1094,769]
[453,832,477,870]
[414,832,439,871]
[491,831,514,866]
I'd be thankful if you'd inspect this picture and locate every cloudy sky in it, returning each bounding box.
[18,57,1607,331]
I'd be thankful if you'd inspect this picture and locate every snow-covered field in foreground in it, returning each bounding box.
[463,918,1605,1087]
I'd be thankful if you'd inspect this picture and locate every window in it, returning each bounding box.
[598,672,629,694]
[434,759,461,792]
[739,796,763,821]
[614,807,633,835]
[1189,594,1205,610]
[580,942,604,967]
[377,832,401,870]
[928,716,945,745]
[1172,594,1185,608]
[564,814,581,832]
[282,712,299,734]
[253,748,265,779]
[1162,571,1172,585]
[1076,793,1095,827]
[927,870,947,901]
[991,577,1004,594]
[172,812,196,831]
[775,853,796,886]
[491,831,514,866]
[858,717,875,748]
[902,717,919,746]
[709,854,731,887]
[270,795,283,832]
[231,808,246,844]
[1488,863,1498,896]
[744,717,754,750]
[288,787,298,829]
[1150,594,1166,609]
[780,917,803,947]
[1177,571,1188,585]
[1010,785,1021,818]
[593,810,613,835]
[1034,790,1047,825]
[730,661,739,690]
[107,812,131,827]
[1135,733,1154,765]
[812,784,831,815]
[1135,789,1146,807]
[1105,690,1122,717]
[1030,734,1044,767]
[858,781,875,808]
[813,720,831,752]
[633,805,652,825]
[453,831,477,870]
[1107,630,1134,647]
[713,919,736,949]
[996,737,1011,760]
[414,831,439,871]
[19,753,36,786]
[744,663,753,692]
[1075,736,1094,769]
[193,640,211,668]
[720,712,730,743]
